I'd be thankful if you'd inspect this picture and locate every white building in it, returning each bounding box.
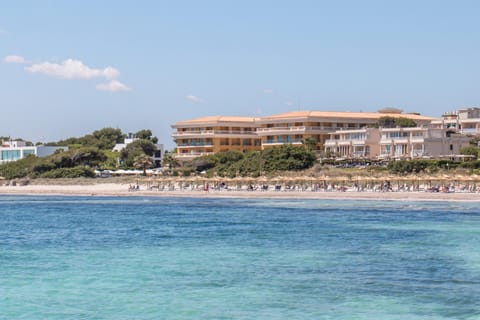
[0,140,68,165]
[324,128,381,159]
[432,107,480,136]
[112,133,164,167]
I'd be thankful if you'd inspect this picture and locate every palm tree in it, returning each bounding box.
[163,152,180,169]
[133,154,153,176]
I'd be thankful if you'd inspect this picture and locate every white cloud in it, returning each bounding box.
[8,56,129,92]
[96,80,131,92]
[4,55,27,64]
[263,88,273,94]
[186,95,205,103]
[284,101,294,106]
[25,59,120,80]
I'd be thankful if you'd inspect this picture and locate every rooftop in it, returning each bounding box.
[173,116,260,127]
[259,110,436,121]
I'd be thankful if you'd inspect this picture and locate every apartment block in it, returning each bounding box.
[324,128,381,158]
[171,116,262,161]
[325,127,470,160]
[432,107,480,135]
[172,110,435,160]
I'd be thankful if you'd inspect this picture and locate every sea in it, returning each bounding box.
[1,195,480,320]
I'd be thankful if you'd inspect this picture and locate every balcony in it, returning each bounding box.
[462,128,480,135]
[262,139,303,145]
[410,137,425,143]
[256,126,342,135]
[172,130,256,138]
[380,138,408,144]
[352,151,368,157]
[324,139,337,146]
[325,138,367,146]
[174,152,215,159]
[176,142,214,148]
[411,150,426,157]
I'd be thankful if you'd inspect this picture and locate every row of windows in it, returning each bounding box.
[0,149,36,160]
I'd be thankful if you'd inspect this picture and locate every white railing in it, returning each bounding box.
[174,152,215,158]
[176,143,214,148]
[326,138,367,144]
[462,128,480,134]
[173,130,256,136]
[262,140,303,145]
[256,126,343,133]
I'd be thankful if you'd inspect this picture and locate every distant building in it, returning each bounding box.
[112,133,164,167]
[171,109,435,160]
[325,127,470,160]
[432,107,480,135]
[171,116,261,161]
[0,140,68,164]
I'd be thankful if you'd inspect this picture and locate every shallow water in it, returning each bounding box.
[1,196,480,319]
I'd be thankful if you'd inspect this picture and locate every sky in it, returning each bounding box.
[1,0,480,149]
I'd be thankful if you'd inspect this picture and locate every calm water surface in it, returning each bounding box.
[1,196,480,319]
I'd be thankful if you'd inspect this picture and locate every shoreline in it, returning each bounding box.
[1,183,480,202]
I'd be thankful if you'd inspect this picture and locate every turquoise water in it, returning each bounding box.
[1,196,480,319]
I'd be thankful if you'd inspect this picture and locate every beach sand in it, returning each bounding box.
[1,183,480,201]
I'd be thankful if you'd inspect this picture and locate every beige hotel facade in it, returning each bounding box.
[171,110,435,161]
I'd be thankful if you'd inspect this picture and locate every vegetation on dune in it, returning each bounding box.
[187,145,317,177]
[460,145,480,160]
[387,159,480,174]
[0,127,159,179]
[46,127,125,150]
[120,139,157,167]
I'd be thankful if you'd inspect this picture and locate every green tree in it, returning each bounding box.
[377,116,417,128]
[302,137,318,151]
[460,146,479,160]
[377,116,397,128]
[394,117,417,128]
[46,127,125,150]
[162,152,180,169]
[92,128,125,150]
[136,129,159,144]
[120,139,157,167]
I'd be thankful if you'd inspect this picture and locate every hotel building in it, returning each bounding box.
[255,110,433,151]
[172,110,435,160]
[325,127,470,160]
[171,116,261,161]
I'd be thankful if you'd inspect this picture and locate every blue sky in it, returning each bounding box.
[1,0,480,149]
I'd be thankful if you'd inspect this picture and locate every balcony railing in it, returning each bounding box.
[257,126,345,133]
[176,142,214,147]
[263,139,303,145]
[173,130,256,136]
[462,128,480,134]
[175,152,215,158]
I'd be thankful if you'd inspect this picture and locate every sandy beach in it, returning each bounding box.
[1,182,480,201]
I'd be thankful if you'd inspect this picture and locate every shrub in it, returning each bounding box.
[38,166,95,178]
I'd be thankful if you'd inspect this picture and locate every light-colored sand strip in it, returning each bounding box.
[1,183,480,201]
